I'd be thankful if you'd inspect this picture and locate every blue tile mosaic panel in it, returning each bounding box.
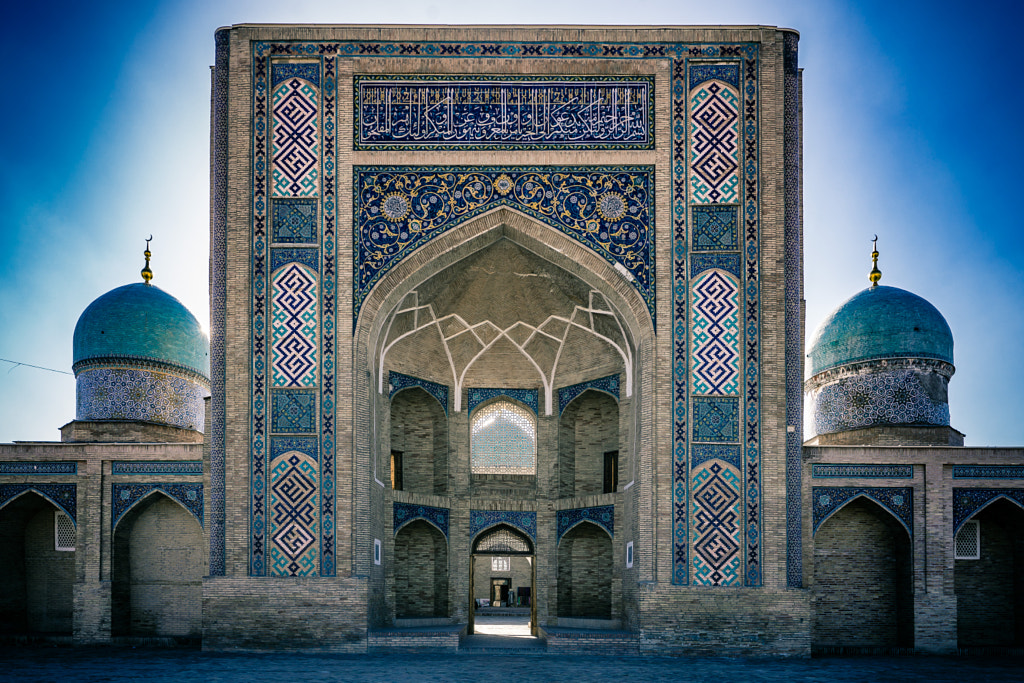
[111,461,203,476]
[691,206,738,251]
[270,437,319,461]
[812,486,912,536]
[272,199,318,244]
[0,483,77,523]
[689,70,740,204]
[354,167,653,326]
[557,375,620,415]
[692,397,740,442]
[389,372,449,415]
[812,369,949,435]
[691,270,740,396]
[270,248,319,272]
[0,462,77,475]
[112,483,202,530]
[952,466,1024,479]
[355,76,653,149]
[77,367,206,432]
[271,263,319,388]
[269,450,319,576]
[691,444,741,469]
[811,464,914,479]
[691,254,741,279]
[691,461,742,586]
[271,389,317,433]
[953,488,1024,532]
[556,505,613,542]
[394,502,450,538]
[467,387,539,415]
[470,509,537,541]
[271,64,319,197]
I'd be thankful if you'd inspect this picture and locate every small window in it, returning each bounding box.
[374,538,382,565]
[603,450,619,494]
[491,556,511,572]
[55,511,75,551]
[955,520,980,560]
[390,450,403,491]
[471,400,536,475]
[626,541,634,568]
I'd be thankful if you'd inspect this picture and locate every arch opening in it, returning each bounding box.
[559,389,620,498]
[557,520,613,620]
[469,523,536,636]
[394,520,449,620]
[390,386,448,495]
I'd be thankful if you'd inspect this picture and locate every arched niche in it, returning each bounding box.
[557,520,613,620]
[394,519,449,620]
[112,492,205,638]
[955,498,1024,648]
[558,389,620,498]
[390,386,448,495]
[0,492,74,635]
[812,497,913,650]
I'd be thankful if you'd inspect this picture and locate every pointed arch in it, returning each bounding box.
[112,486,204,534]
[472,522,535,555]
[0,485,76,526]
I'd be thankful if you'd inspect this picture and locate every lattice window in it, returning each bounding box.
[54,511,75,551]
[955,520,980,560]
[474,526,532,555]
[491,556,510,572]
[470,401,536,474]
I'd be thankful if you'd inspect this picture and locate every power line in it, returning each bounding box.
[0,358,73,376]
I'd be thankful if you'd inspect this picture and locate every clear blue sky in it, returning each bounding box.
[1,0,1021,445]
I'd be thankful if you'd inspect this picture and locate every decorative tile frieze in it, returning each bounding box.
[557,375,620,415]
[0,462,77,475]
[112,483,202,530]
[355,75,653,150]
[0,483,76,523]
[271,389,317,433]
[388,372,449,415]
[394,502,450,538]
[692,396,740,442]
[470,509,537,541]
[271,63,319,197]
[952,466,1024,479]
[270,437,319,461]
[111,461,203,476]
[953,488,1024,532]
[690,253,741,279]
[691,444,741,470]
[271,263,319,388]
[691,205,739,251]
[691,270,740,396]
[811,464,913,479]
[272,199,318,244]
[556,505,614,542]
[691,461,742,586]
[812,486,912,536]
[269,450,318,576]
[467,387,538,415]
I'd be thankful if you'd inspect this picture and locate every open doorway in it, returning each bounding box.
[468,524,536,637]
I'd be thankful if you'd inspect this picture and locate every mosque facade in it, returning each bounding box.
[0,25,1022,656]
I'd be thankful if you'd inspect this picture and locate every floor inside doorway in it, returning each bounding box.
[472,615,533,638]
[462,615,544,652]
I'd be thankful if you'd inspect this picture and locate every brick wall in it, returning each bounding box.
[557,522,613,619]
[812,498,913,648]
[394,520,448,618]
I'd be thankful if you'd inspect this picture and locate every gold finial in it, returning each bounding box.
[869,234,882,287]
[141,235,154,284]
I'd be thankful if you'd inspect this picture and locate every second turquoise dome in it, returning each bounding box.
[72,283,209,378]
[808,285,953,376]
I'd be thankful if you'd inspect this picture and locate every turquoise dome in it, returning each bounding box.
[73,283,209,379]
[808,285,953,376]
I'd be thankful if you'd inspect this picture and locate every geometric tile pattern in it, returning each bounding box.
[952,488,1024,533]
[811,464,914,479]
[691,253,741,279]
[467,387,539,416]
[76,367,207,432]
[691,461,742,586]
[353,166,654,326]
[470,401,537,475]
[689,75,740,204]
[355,76,653,150]
[556,505,614,543]
[271,390,317,433]
[0,483,77,524]
[812,369,950,436]
[394,502,450,539]
[269,450,319,576]
[952,466,1024,479]
[270,248,319,273]
[811,486,912,537]
[111,461,203,475]
[272,72,319,197]
[691,270,740,395]
[691,444,741,469]
[272,199,318,244]
[271,263,318,387]
[470,509,537,542]
[111,482,203,530]
[0,462,77,474]
[557,374,620,415]
[692,206,738,251]
[388,372,449,416]
[692,396,740,442]
[270,437,318,462]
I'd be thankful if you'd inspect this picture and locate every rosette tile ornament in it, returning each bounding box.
[72,240,210,432]
[805,239,959,443]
